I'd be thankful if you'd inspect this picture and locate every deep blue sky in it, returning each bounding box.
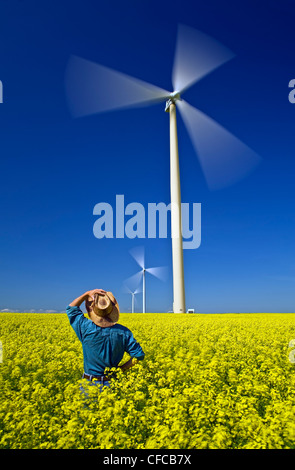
[0,0,294,313]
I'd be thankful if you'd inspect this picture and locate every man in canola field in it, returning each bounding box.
[66,288,145,388]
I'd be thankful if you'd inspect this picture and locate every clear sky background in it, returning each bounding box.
[0,0,294,313]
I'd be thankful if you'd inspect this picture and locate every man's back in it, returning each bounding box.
[66,305,144,376]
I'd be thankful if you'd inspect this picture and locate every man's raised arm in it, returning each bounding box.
[69,289,106,307]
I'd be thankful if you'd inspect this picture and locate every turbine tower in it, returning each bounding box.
[65,24,261,313]
[166,96,185,312]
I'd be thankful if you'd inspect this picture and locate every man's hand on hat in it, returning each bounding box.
[87,289,107,301]
[69,289,106,308]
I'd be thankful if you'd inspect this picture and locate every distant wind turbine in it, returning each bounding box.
[124,285,141,313]
[124,246,168,313]
[65,24,261,314]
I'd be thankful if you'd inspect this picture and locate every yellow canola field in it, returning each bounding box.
[1,312,295,449]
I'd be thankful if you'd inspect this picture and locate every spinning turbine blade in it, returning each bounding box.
[146,266,169,282]
[123,283,142,295]
[172,24,235,94]
[122,285,133,295]
[177,100,261,190]
[65,55,170,117]
[123,285,132,294]
[129,246,145,270]
[124,271,143,291]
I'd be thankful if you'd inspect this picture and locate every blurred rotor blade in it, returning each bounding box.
[122,284,142,295]
[146,266,169,282]
[65,55,170,117]
[129,246,145,270]
[122,284,133,295]
[177,100,261,190]
[124,271,143,292]
[172,24,235,94]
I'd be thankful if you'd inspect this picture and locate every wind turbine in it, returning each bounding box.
[130,289,137,314]
[65,24,261,314]
[124,286,141,313]
[124,246,168,313]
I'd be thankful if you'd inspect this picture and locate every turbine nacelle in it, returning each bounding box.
[165,90,181,112]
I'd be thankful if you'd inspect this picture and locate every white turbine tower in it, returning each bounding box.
[65,24,261,313]
[124,246,168,313]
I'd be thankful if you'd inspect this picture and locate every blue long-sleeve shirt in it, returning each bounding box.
[66,305,145,376]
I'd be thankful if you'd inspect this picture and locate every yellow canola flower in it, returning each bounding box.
[0,312,295,449]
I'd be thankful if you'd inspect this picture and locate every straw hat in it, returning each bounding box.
[85,291,120,327]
